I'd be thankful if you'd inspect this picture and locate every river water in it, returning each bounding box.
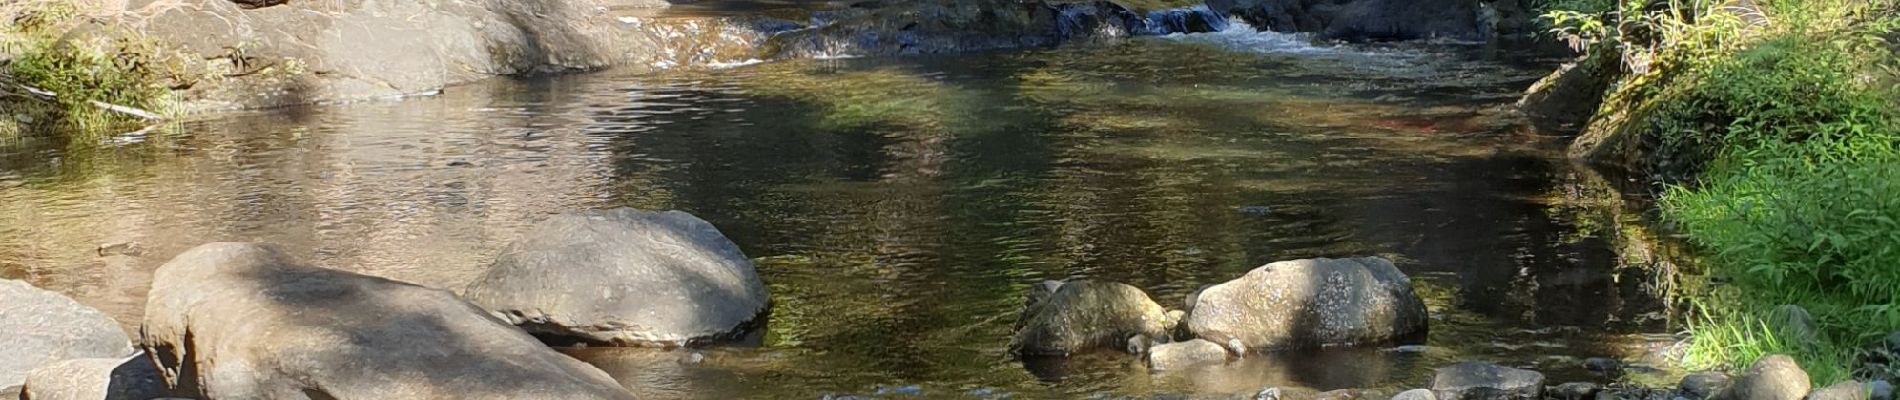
[0,26,1682,398]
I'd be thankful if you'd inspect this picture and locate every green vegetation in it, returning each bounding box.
[1,0,175,136]
[1542,0,1900,385]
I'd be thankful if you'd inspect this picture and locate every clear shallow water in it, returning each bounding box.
[0,30,1681,398]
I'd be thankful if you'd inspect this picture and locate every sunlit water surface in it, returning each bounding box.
[0,29,1684,398]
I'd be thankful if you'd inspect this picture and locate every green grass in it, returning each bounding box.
[1,0,174,135]
[1542,0,1900,385]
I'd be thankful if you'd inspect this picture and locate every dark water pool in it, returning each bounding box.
[0,29,1682,398]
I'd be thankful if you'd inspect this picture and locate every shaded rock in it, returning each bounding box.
[1681,372,1734,400]
[1584,357,1625,373]
[1393,389,1437,400]
[1713,355,1810,400]
[18,355,173,400]
[1205,0,1511,41]
[1771,305,1820,350]
[1518,53,1621,132]
[1553,382,1603,400]
[0,279,135,389]
[464,208,770,346]
[141,242,633,399]
[1147,339,1230,370]
[1868,381,1892,400]
[1808,381,1869,400]
[1431,362,1544,400]
[1185,257,1428,351]
[1010,280,1174,356]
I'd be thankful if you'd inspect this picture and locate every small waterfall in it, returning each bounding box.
[1160,19,1340,55]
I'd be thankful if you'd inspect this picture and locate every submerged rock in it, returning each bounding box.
[1010,280,1174,356]
[1430,362,1544,400]
[141,242,632,399]
[1184,257,1428,351]
[0,279,135,389]
[18,355,173,400]
[1146,339,1230,370]
[1713,355,1809,400]
[464,208,770,346]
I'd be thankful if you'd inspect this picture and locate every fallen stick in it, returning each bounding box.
[0,75,163,120]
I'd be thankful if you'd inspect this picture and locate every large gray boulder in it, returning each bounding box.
[1010,280,1175,356]
[1184,257,1428,351]
[464,208,770,346]
[1713,355,1810,400]
[1431,362,1545,400]
[141,242,633,400]
[18,355,173,400]
[0,279,135,390]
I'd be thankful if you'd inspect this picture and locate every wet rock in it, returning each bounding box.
[0,279,135,389]
[1553,382,1603,400]
[1771,305,1820,350]
[1393,389,1437,400]
[18,355,174,400]
[1518,54,1621,132]
[1681,372,1734,400]
[1808,380,1870,400]
[766,0,1146,58]
[1431,362,1544,400]
[141,242,633,399]
[1146,339,1230,370]
[1185,257,1428,351]
[1713,355,1810,400]
[1010,280,1174,355]
[464,208,770,346]
[1205,0,1510,41]
[1321,389,1371,400]
[1585,357,1625,373]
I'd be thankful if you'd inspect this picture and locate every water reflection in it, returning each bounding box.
[0,33,1678,398]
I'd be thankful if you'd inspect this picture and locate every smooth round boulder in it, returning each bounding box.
[1009,280,1174,356]
[464,208,769,346]
[1431,362,1545,400]
[141,242,633,400]
[0,279,135,389]
[18,355,173,400]
[1147,339,1231,370]
[1713,355,1810,400]
[1185,257,1428,351]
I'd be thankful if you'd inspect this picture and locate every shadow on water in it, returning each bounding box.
[0,31,1692,398]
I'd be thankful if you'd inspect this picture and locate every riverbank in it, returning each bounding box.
[1532,0,1900,387]
[1,0,1544,135]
